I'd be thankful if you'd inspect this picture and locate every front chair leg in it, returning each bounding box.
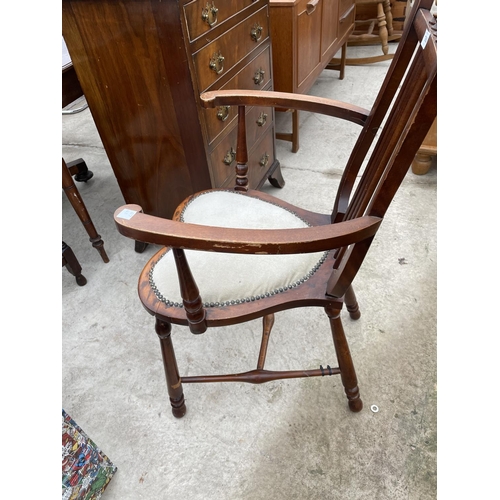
[344,284,361,320]
[325,304,363,412]
[155,318,187,418]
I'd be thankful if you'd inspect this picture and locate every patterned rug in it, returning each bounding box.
[62,410,117,500]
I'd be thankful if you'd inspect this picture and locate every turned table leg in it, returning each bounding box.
[62,158,110,263]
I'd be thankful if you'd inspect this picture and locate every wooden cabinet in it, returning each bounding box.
[62,0,283,220]
[268,0,355,151]
[269,0,355,95]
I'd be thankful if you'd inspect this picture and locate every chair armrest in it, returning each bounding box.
[200,90,370,127]
[114,204,382,255]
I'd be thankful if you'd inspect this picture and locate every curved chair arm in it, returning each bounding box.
[114,204,382,255]
[200,90,370,127]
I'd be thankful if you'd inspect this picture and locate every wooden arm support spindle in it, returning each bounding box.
[234,105,249,192]
[172,248,207,334]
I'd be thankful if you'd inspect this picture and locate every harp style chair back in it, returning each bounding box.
[114,0,436,418]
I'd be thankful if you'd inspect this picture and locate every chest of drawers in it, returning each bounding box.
[62,0,283,221]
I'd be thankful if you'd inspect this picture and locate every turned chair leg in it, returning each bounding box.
[344,284,361,320]
[155,318,187,418]
[325,304,363,412]
[383,0,394,37]
[376,2,389,55]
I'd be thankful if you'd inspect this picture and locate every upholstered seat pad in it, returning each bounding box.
[151,191,327,307]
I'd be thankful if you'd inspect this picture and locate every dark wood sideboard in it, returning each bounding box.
[269,0,356,151]
[62,0,283,224]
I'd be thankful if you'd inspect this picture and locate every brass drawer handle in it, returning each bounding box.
[253,68,265,85]
[209,51,225,75]
[306,0,320,15]
[250,23,263,42]
[223,147,236,165]
[217,105,231,122]
[202,2,218,27]
[256,112,267,127]
[259,152,269,168]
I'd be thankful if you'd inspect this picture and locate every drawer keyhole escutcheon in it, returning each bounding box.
[223,147,236,165]
[256,112,267,127]
[251,23,263,42]
[201,2,218,27]
[253,68,265,85]
[217,106,231,122]
[209,51,225,75]
[259,153,269,168]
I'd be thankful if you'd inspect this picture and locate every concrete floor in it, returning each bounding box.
[62,45,437,499]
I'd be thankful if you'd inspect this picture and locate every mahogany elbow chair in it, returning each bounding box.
[114,0,436,418]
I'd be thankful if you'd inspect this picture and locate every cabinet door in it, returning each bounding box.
[296,0,322,89]
[321,0,339,57]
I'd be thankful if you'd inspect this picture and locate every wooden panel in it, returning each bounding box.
[193,5,270,92]
[296,0,322,88]
[247,127,276,188]
[183,0,254,42]
[338,1,355,39]
[267,5,294,93]
[210,125,238,186]
[244,102,274,147]
[62,0,208,218]
[321,0,339,57]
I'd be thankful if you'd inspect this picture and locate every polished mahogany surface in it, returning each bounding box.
[62,0,282,220]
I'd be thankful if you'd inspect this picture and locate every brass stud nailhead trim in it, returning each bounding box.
[149,190,328,308]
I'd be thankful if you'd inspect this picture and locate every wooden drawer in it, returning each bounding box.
[204,46,272,144]
[215,127,276,189]
[209,102,273,186]
[338,0,355,39]
[339,0,353,15]
[247,127,275,189]
[183,0,255,42]
[193,5,270,92]
[244,102,273,148]
[210,127,239,186]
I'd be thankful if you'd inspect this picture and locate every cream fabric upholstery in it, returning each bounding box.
[150,191,328,307]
